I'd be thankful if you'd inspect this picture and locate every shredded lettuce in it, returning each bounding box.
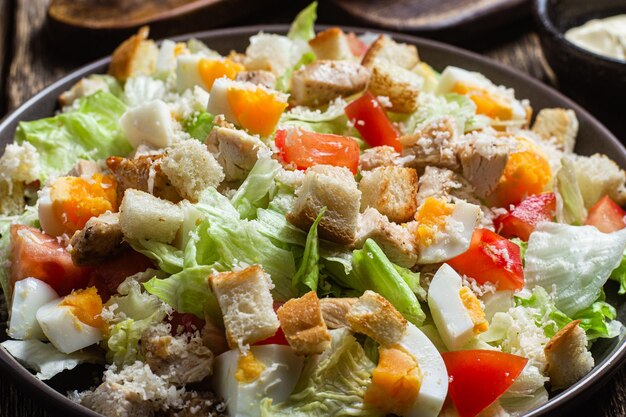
[260,328,380,417]
[292,208,325,294]
[15,91,132,182]
[287,2,317,42]
[403,92,484,135]
[280,97,356,136]
[0,339,103,380]
[183,111,214,140]
[231,156,280,220]
[555,156,587,225]
[524,223,626,316]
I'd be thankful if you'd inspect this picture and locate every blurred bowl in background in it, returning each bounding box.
[533,0,626,140]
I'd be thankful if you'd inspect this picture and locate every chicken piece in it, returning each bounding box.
[359,145,404,171]
[401,117,459,170]
[106,154,182,204]
[69,212,125,266]
[235,70,277,89]
[458,133,510,199]
[355,208,418,268]
[80,381,156,417]
[67,159,100,178]
[167,391,227,417]
[319,298,357,329]
[545,320,594,390]
[290,60,369,107]
[201,317,229,356]
[205,126,266,183]
[416,166,463,207]
[141,324,214,386]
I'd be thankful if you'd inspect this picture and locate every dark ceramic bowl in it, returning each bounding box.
[1,25,626,417]
[533,0,626,113]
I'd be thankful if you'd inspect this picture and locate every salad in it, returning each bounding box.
[1,3,626,417]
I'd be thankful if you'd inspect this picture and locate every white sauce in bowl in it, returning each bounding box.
[565,14,626,62]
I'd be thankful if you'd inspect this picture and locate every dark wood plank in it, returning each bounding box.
[0,0,11,115]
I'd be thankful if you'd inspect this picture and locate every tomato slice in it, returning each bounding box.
[494,192,556,241]
[344,91,401,151]
[585,195,626,233]
[253,327,289,346]
[88,249,155,301]
[442,350,528,417]
[9,224,91,296]
[346,32,368,57]
[447,228,524,291]
[275,128,360,174]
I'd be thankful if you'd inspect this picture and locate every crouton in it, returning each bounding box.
[205,126,266,183]
[416,167,463,206]
[120,99,174,149]
[208,265,279,349]
[367,59,423,113]
[235,70,277,89]
[70,212,125,266]
[287,165,361,245]
[573,153,626,208]
[290,60,369,107]
[532,108,578,153]
[244,33,294,76]
[346,290,408,346]
[361,34,419,70]
[545,320,594,390]
[458,133,510,198]
[355,208,418,268]
[359,166,418,224]
[308,27,353,61]
[59,75,112,107]
[359,145,403,171]
[119,189,183,243]
[401,117,459,170]
[108,26,157,82]
[159,140,224,202]
[106,155,182,204]
[141,324,214,386]
[319,297,357,329]
[277,291,331,355]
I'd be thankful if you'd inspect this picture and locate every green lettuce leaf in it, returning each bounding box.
[524,222,626,316]
[610,249,626,295]
[183,111,214,140]
[287,2,317,41]
[280,98,356,136]
[292,208,325,294]
[572,296,621,341]
[231,156,280,220]
[555,156,587,225]
[15,91,132,182]
[127,239,184,274]
[403,92,484,135]
[260,328,381,417]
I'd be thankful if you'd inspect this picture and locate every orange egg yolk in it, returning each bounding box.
[415,197,454,246]
[226,87,288,137]
[452,82,513,121]
[459,287,489,334]
[235,351,266,383]
[59,287,104,329]
[198,58,244,90]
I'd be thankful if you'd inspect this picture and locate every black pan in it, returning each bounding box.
[0,25,625,417]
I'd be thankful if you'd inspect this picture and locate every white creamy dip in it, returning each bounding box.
[565,14,626,62]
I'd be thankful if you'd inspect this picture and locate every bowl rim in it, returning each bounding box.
[533,0,626,66]
[1,23,626,417]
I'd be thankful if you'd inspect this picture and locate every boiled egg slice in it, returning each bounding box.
[207,77,288,137]
[176,54,244,93]
[415,198,480,264]
[212,344,304,417]
[428,263,489,351]
[36,287,104,354]
[8,277,59,340]
[120,99,174,149]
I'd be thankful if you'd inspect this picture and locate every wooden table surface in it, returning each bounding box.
[0,0,625,416]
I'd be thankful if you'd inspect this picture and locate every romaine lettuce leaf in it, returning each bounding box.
[127,239,184,275]
[183,111,214,140]
[524,222,626,316]
[15,91,132,182]
[231,156,280,219]
[610,249,626,295]
[292,208,325,294]
[260,328,381,417]
[287,2,317,42]
[280,98,356,136]
[555,156,587,225]
[403,92,484,135]
[0,339,103,380]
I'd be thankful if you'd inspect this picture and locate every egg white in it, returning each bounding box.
[8,278,59,340]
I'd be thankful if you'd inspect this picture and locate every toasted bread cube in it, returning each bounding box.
[545,320,594,390]
[359,166,418,224]
[346,290,407,346]
[287,165,361,245]
[532,108,579,153]
[355,208,418,268]
[361,35,419,70]
[120,100,174,149]
[159,140,224,202]
[367,59,423,113]
[573,153,626,208]
[308,27,353,61]
[205,126,266,183]
[108,26,157,82]
[209,265,279,349]
[277,291,331,355]
[290,60,370,107]
[458,132,510,199]
[119,189,183,243]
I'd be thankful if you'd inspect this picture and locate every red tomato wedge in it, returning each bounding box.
[442,350,528,417]
[344,91,401,151]
[585,195,626,233]
[495,192,556,241]
[346,32,368,57]
[447,228,524,291]
[253,327,289,346]
[88,249,155,301]
[9,224,91,296]
[275,128,360,174]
